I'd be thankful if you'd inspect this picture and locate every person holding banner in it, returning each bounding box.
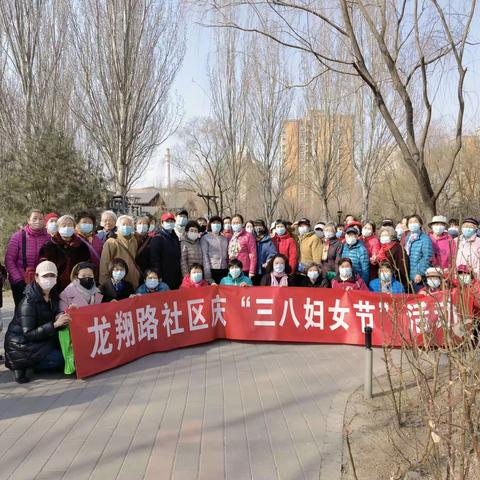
[331,258,369,291]
[4,261,71,383]
[369,262,405,294]
[180,264,210,289]
[260,254,295,287]
[59,262,103,310]
[136,268,170,294]
[101,258,135,302]
[220,259,253,286]
[150,212,182,290]
[296,263,330,288]
[419,267,446,295]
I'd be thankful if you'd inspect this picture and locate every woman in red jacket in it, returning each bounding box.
[331,258,369,291]
[271,220,298,273]
[361,221,381,281]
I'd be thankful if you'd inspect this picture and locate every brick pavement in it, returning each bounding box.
[0,295,388,480]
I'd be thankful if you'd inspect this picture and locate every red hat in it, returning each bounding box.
[457,264,472,274]
[161,212,175,222]
[45,213,59,223]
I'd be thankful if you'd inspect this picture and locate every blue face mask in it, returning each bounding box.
[176,216,188,228]
[163,221,174,231]
[191,272,203,284]
[273,263,285,274]
[112,270,126,282]
[276,227,286,236]
[339,267,352,278]
[136,224,148,235]
[230,267,241,279]
[145,278,159,290]
[336,231,344,239]
[380,271,392,283]
[211,223,222,234]
[448,227,458,238]
[79,223,93,235]
[409,223,421,233]
[59,226,74,238]
[462,227,476,239]
[232,224,243,233]
[119,225,133,236]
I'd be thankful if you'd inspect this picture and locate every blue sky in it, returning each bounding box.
[139,8,480,187]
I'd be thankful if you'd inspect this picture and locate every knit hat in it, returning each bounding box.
[45,213,59,223]
[462,217,479,227]
[35,261,58,277]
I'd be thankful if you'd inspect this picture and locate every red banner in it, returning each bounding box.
[69,286,466,378]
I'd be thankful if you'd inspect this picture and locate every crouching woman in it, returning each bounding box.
[4,261,71,383]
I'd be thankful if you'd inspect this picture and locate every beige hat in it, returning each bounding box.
[428,215,447,227]
[425,267,443,278]
[35,260,58,277]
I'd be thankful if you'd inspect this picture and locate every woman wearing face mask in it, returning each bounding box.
[220,259,253,286]
[245,220,255,235]
[5,209,51,306]
[369,262,405,294]
[135,216,154,274]
[297,218,323,272]
[320,223,344,281]
[252,219,277,285]
[336,224,346,242]
[180,264,210,288]
[97,210,117,241]
[101,258,135,302]
[180,221,211,281]
[341,227,370,285]
[428,215,455,271]
[75,211,104,273]
[40,215,91,292]
[455,217,480,279]
[60,262,103,309]
[404,214,433,292]
[174,209,189,241]
[200,216,229,285]
[375,226,409,288]
[271,220,298,273]
[419,267,445,295]
[99,215,141,290]
[4,261,71,383]
[361,221,381,280]
[150,213,182,290]
[222,216,233,240]
[296,263,330,288]
[260,254,295,286]
[136,268,170,294]
[447,218,459,239]
[45,213,59,237]
[331,258,369,291]
[228,214,257,279]
[395,223,406,242]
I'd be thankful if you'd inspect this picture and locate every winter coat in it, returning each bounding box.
[260,273,296,286]
[404,231,433,280]
[219,273,253,286]
[77,233,104,272]
[320,238,343,274]
[59,281,103,311]
[0,261,6,309]
[331,274,369,291]
[4,282,62,371]
[341,241,370,285]
[429,232,455,270]
[455,235,480,279]
[5,226,50,286]
[362,235,381,259]
[135,282,170,294]
[228,229,257,275]
[201,233,229,281]
[99,234,140,289]
[369,278,405,294]
[256,235,277,275]
[101,279,134,302]
[296,274,330,288]
[376,241,409,287]
[180,237,210,280]
[39,234,91,291]
[298,232,323,266]
[271,233,298,272]
[135,234,153,275]
[150,228,182,290]
[180,275,210,289]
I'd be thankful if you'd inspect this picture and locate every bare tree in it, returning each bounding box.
[205,0,477,218]
[175,117,229,216]
[246,37,294,223]
[208,18,250,213]
[72,0,185,197]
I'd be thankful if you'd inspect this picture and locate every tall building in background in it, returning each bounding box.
[281,110,354,220]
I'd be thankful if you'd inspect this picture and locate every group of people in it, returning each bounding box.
[1,208,479,383]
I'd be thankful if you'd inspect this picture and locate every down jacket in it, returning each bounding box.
[4,282,62,371]
[341,241,370,285]
[404,231,433,280]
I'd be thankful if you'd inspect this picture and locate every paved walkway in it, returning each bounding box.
[0,295,388,480]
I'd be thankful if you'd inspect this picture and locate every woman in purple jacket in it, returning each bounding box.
[4,210,50,306]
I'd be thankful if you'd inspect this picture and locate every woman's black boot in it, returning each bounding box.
[13,369,30,384]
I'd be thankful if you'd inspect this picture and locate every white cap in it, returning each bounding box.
[35,260,58,277]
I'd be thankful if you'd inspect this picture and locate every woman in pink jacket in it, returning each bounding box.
[428,215,455,271]
[5,210,50,306]
[59,262,103,310]
[228,214,257,279]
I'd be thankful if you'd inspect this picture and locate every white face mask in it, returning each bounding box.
[315,230,324,239]
[362,228,373,237]
[459,274,472,286]
[345,235,357,246]
[47,222,58,234]
[307,271,319,281]
[136,224,148,235]
[246,226,254,233]
[427,278,441,289]
[38,277,56,292]
[324,231,335,240]
[298,226,309,235]
[380,236,391,245]
[187,231,199,241]
[163,221,175,231]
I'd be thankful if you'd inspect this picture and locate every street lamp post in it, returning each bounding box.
[337,210,343,225]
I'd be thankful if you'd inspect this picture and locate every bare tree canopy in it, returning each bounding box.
[205,0,478,217]
[72,0,185,196]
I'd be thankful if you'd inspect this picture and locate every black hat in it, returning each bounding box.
[345,226,359,234]
[462,217,479,227]
[297,218,311,226]
[176,209,188,216]
[382,218,394,227]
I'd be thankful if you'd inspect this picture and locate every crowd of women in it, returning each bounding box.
[1,208,480,383]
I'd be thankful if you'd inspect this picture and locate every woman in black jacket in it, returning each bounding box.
[296,263,330,288]
[4,260,71,383]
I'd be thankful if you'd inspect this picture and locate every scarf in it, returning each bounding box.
[270,272,289,287]
[405,233,418,256]
[228,229,243,259]
[74,279,99,304]
[25,225,46,237]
